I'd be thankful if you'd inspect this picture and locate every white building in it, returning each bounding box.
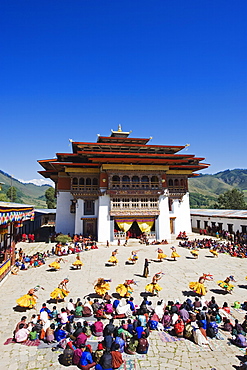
[39,127,209,242]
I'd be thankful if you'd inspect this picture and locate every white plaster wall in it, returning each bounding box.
[75,199,84,235]
[191,215,247,233]
[97,193,111,242]
[156,194,171,240]
[55,192,75,235]
[171,193,192,234]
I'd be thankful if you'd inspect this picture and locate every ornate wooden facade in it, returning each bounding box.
[38,126,209,241]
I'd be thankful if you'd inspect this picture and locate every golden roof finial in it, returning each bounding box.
[118,124,122,132]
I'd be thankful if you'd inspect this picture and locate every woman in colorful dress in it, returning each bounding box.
[72,254,83,269]
[145,273,163,297]
[16,286,43,309]
[190,249,199,259]
[128,250,139,264]
[94,278,111,297]
[189,274,213,296]
[108,249,118,265]
[171,246,180,261]
[157,248,167,262]
[217,276,235,294]
[49,257,65,271]
[50,278,70,303]
[209,247,218,257]
[116,279,136,298]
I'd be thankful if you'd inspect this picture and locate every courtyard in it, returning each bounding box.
[0,234,246,370]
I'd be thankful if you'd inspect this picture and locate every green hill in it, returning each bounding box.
[0,170,51,207]
[189,169,247,208]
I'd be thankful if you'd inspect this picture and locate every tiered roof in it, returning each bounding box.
[38,128,209,181]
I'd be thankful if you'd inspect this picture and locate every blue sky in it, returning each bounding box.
[1,0,246,184]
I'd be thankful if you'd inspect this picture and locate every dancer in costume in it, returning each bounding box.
[94,278,111,297]
[49,257,65,270]
[143,258,150,278]
[190,249,199,259]
[72,254,83,269]
[209,247,218,257]
[217,276,235,293]
[145,273,163,297]
[128,250,139,264]
[157,248,167,262]
[189,273,213,296]
[16,285,43,309]
[116,279,137,298]
[171,246,180,261]
[50,278,69,302]
[108,249,118,265]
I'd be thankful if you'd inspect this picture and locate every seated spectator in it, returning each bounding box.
[92,318,104,337]
[79,345,96,369]
[136,333,149,354]
[67,298,75,313]
[95,348,112,370]
[83,321,92,337]
[127,319,134,335]
[15,323,29,343]
[222,302,230,314]
[154,300,164,321]
[104,300,114,315]
[75,302,83,318]
[231,333,247,348]
[29,327,38,341]
[242,315,247,333]
[74,328,87,347]
[223,318,233,332]
[54,324,67,342]
[45,323,55,343]
[104,318,115,336]
[179,304,189,323]
[111,343,124,369]
[162,310,171,329]
[72,322,83,339]
[92,299,101,314]
[50,306,58,320]
[126,297,135,313]
[193,297,202,311]
[112,333,125,353]
[93,342,104,364]
[233,319,245,336]
[206,316,218,338]
[125,334,138,355]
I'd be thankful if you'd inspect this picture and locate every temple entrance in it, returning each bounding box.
[114,218,155,239]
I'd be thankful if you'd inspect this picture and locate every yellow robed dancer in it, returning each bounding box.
[50,278,70,302]
[128,250,139,264]
[189,274,213,296]
[145,273,163,297]
[171,246,180,261]
[209,249,218,257]
[94,278,111,297]
[190,249,199,258]
[16,285,43,308]
[108,249,118,265]
[116,279,136,298]
[49,257,65,270]
[217,276,235,293]
[72,254,83,269]
[157,248,167,261]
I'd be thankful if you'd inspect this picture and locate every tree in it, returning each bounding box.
[6,186,17,202]
[215,188,247,210]
[45,187,56,209]
[56,234,72,245]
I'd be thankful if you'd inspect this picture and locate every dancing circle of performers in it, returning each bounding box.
[16,285,43,309]
[50,278,70,303]
[116,279,137,298]
[189,273,213,296]
[49,257,66,271]
[217,276,236,293]
[94,278,111,297]
[128,250,139,264]
[72,254,83,269]
[108,249,118,265]
[145,273,163,297]
[157,248,167,262]
[170,246,180,261]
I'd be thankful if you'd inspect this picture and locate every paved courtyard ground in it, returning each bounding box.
[0,234,246,370]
